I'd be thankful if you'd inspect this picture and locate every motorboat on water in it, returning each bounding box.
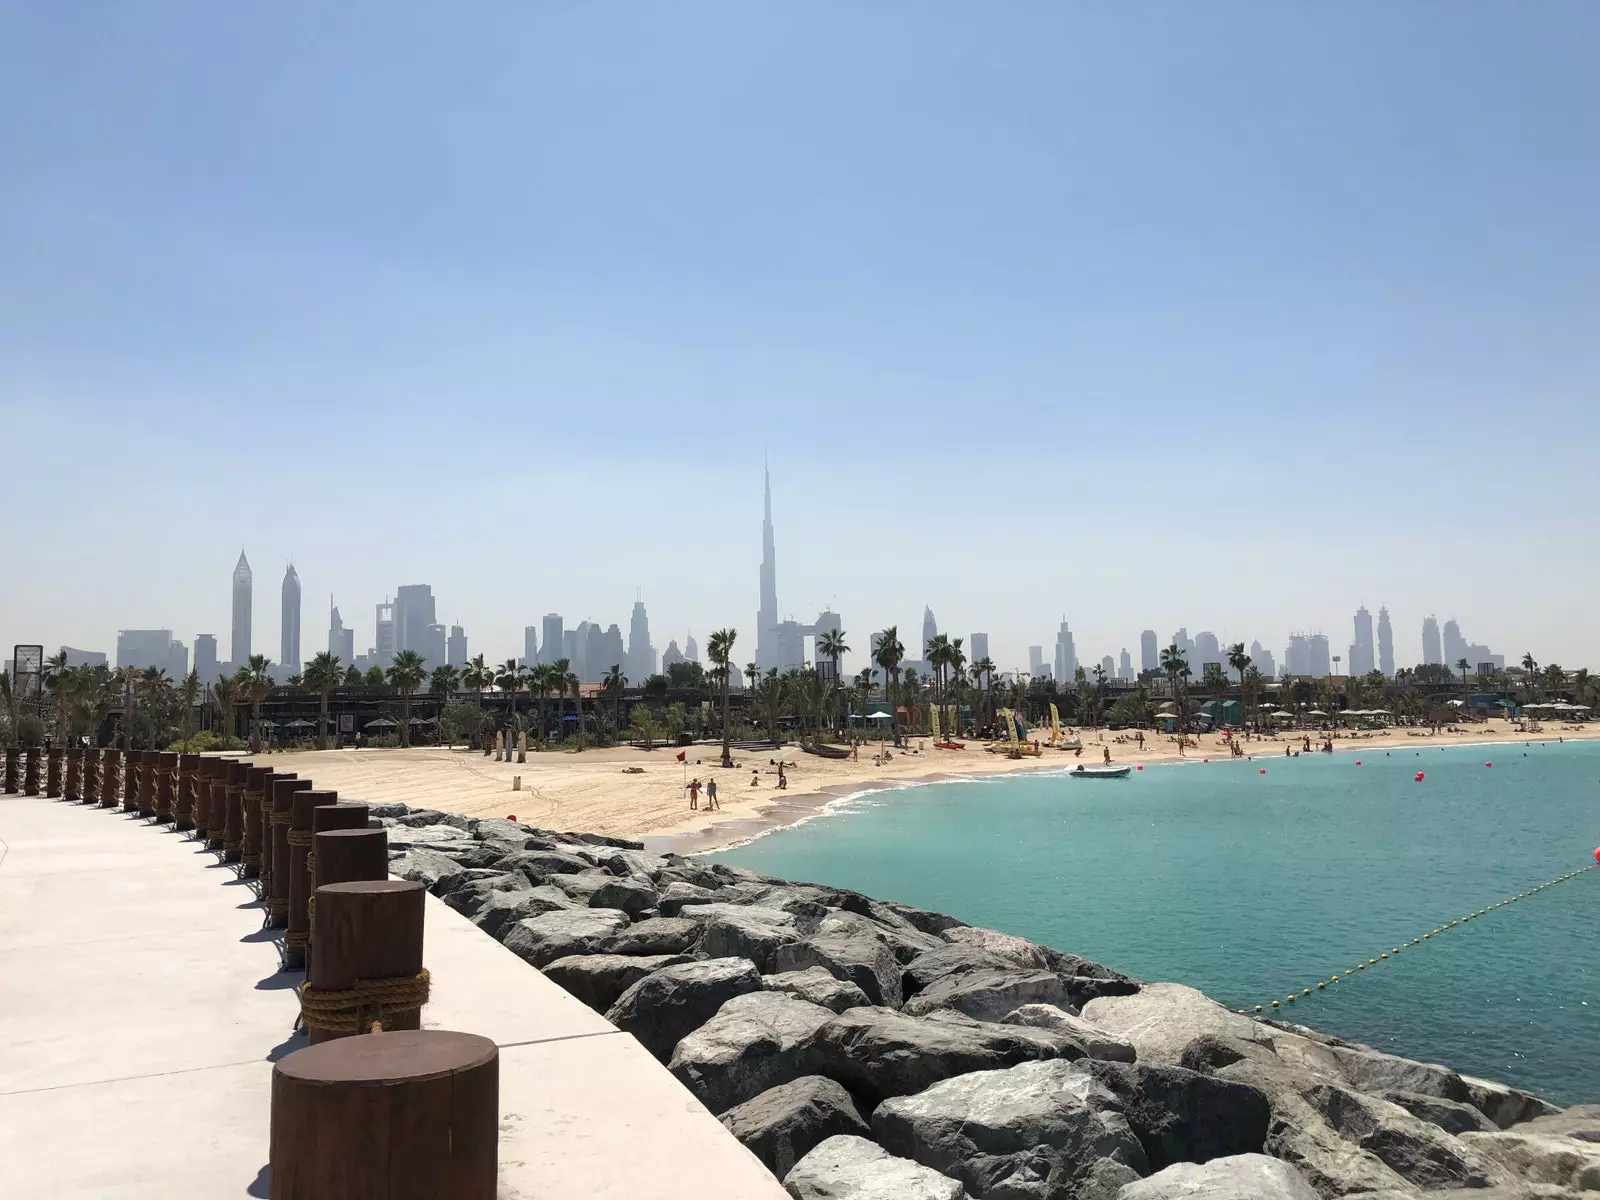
[1068,764,1130,779]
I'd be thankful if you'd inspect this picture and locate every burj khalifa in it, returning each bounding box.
[756,467,779,672]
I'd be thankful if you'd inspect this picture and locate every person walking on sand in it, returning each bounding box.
[705,777,719,810]
[687,777,701,810]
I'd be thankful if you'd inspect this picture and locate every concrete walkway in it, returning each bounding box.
[0,794,787,1198]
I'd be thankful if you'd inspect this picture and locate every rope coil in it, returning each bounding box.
[264,897,289,919]
[305,851,316,876]
[299,970,431,1035]
[286,829,314,848]
[242,853,263,870]
[223,839,243,855]
[285,930,309,950]
[270,812,291,826]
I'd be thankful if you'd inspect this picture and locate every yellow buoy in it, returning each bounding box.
[1380,953,1388,960]
[1344,969,1353,976]
[1272,1000,1280,1008]
[1303,988,1311,996]
[1317,982,1325,990]
[1369,958,1378,964]
[1358,963,1366,970]
[1286,994,1295,1002]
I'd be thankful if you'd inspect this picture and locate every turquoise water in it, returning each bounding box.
[711,740,1600,1104]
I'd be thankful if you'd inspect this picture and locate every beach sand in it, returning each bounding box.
[252,718,1599,853]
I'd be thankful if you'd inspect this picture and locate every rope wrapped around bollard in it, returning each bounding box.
[298,969,431,1035]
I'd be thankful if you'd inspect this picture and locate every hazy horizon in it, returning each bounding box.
[4,4,1597,674]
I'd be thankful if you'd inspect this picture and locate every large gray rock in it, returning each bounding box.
[773,918,902,1008]
[939,925,1053,969]
[1083,984,1277,1068]
[390,847,471,895]
[602,848,667,879]
[803,1006,1077,1105]
[1082,1061,1270,1171]
[1380,1090,1497,1136]
[680,901,800,927]
[604,916,702,956]
[548,870,620,904]
[668,991,834,1114]
[588,875,660,916]
[1116,1154,1321,1199]
[386,823,477,852]
[492,848,594,883]
[1004,1005,1136,1063]
[501,908,632,968]
[471,817,548,852]
[783,1135,970,1200]
[871,1058,1148,1200]
[1459,1075,1563,1130]
[819,907,946,964]
[700,909,803,972]
[540,951,693,1012]
[472,884,579,939]
[658,880,722,915]
[903,968,1069,1022]
[606,957,764,1063]
[1460,1123,1600,1192]
[441,870,531,917]
[764,967,872,1014]
[1513,1103,1600,1143]
[876,899,968,937]
[720,1075,870,1179]
[657,856,727,890]
[903,945,1017,998]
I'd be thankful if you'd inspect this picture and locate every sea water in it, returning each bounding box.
[710,740,1600,1104]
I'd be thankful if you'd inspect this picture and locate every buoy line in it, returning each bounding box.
[1238,863,1597,1016]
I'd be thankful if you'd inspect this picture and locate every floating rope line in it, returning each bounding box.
[1240,864,1596,1015]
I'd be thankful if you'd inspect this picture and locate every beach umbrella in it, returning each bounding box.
[285,718,314,729]
[867,711,894,720]
[364,717,398,729]
[1305,709,1327,716]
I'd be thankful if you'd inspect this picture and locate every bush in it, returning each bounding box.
[167,730,247,753]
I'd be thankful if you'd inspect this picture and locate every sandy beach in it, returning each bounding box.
[251,718,1600,853]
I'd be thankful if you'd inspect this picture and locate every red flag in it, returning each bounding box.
[676,750,686,762]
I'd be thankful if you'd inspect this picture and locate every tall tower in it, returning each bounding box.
[230,551,253,669]
[1350,606,1374,677]
[281,564,301,671]
[1421,616,1442,666]
[921,607,938,658]
[628,592,655,681]
[757,467,779,671]
[1377,607,1394,677]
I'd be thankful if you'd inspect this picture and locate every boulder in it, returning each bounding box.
[1082,984,1276,1068]
[871,1058,1148,1200]
[681,901,800,929]
[658,880,722,915]
[1081,1060,1271,1170]
[1003,1005,1136,1063]
[903,945,1017,998]
[604,916,702,956]
[368,803,411,819]
[763,967,872,1014]
[541,952,693,1013]
[441,870,531,918]
[548,870,621,905]
[471,885,578,940]
[588,876,660,916]
[657,858,727,890]
[700,910,803,972]
[386,824,497,866]
[1115,1153,1321,1199]
[773,917,902,1008]
[802,1006,1076,1105]
[1514,1103,1600,1143]
[501,908,632,968]
[1459,1075,1563,1131]
[820,908,945,965]
[395,807,447,826]
[602,849,667,879]
[720,1075,870,1179]
[471,817,547,851]
[1460,1126,1600,1193]
[491,848,594,883]
[783,1135,970,1200]
[606,957,764,1063]
[902,968,1070,1022]
[390,848,471,895]
[1380,1090,1498,1136]
[876,899,968,937]
[668,991,835,1114]
[939,925,1053,970]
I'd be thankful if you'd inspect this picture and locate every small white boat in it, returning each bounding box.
[1069,765,1130,779]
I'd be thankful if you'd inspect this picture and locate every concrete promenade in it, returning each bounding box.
[0,793,788,1198]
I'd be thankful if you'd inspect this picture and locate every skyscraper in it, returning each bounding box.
[231,551,253,669]
[1442,619,1467,667]
[541,614,563,666]
[194,634,218,683]
[661,640,684,672]
[117,629,188,679]
[1421,616,1442,666]
[1308,634,1331,678]
[1118,648,1132,681]
[448,624,468,668]
[921,607,938,659]
[328,599,355,664]
[1249,640,1276,679]
[969,633,989,665]
[1053,619,1077,682]
[1027,646,1045,677]
[281,564,301,672]
[523,626,538,666]
[1140,630,1158,674]
[1377,607,1395,678]
[421,623,447,669]
[1194,631,1221,670]
[1100,655,1115,679]
[394,585,436,654]
[685,634,699,664]
[628,596,656,682]
[1349,606,1374,678]
[756,468,779,672]
[374,602,396,665]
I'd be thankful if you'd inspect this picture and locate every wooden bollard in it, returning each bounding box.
[191,758,215,840]
[312,828,389,893]
[222,760,249,862]
[174,753,199,829]
[242,766,272,878]
[307,804,370,936]
[155,751,177,822]
[304,878,422,1045]
[24,747,41,796]
[270,1029,497,1198]
[137,749,160,817]
[121,748,140,811]
[3,747,17,794]
[285,789,337,967]
[206,759,230,848]
[267,778,311,929]
[46,747,63,798]
[82,746,100,804]
[100,748,121,808]
[64,746,82,802]
[256,771,293,895]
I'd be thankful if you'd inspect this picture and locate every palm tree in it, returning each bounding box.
[1521,653,1539,702]
[42,650,72,740]
[386,650,427,748]
[817,629,850,733]
[565,666,584,751]
[1227,643,1251,692]
[755,669,786,743]
[1571,668,1593,711]
[528,663,552,747]
[494,658,524,750]
[971,656,995,729]
[547,659,572,739]
[852,668,876,738]
[303,652,343,749]
[874,626,905,745]
[629,704,659,750]
[244,654,274,752]
[603,664,628,744]
[1160,644,1190,731]
[706,628,738,767]
[178,668,201,747]
[429,663,459,741]
[1456,658,1472,711]
[211,674,239,745]
[925,633,951,703]
[462,653,491,711]
[342,664,363,686]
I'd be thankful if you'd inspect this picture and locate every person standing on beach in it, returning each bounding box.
[687,778,701,810]
[705,778,719,810]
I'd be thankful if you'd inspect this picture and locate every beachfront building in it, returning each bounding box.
[1422,616,1442,666]
[1053,619,1078,683]
[1140,630,1158,674]
[1349,606,1375,678]
[448,624,468,668]
[281,565,301,673]
[1377,606,1395,677]
[231,551,252,667]
[541,614,563,666]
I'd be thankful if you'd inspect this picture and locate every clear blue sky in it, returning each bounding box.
[3,3,1597,674]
